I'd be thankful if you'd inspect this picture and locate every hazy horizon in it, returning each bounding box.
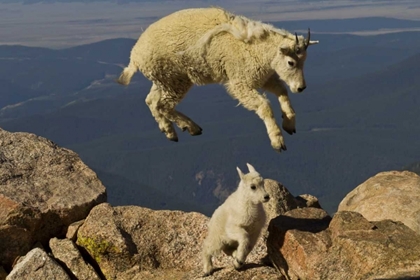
[1,0,419,48]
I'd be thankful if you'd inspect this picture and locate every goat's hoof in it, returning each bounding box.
[168,136,179,142]
[274,145,287,153]
[191,130,202,136]
[284,127,296,135]
[202,272,211,277]
[282,124,296,135]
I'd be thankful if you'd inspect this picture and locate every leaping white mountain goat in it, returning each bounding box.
[202,163,269,276]
[118,7,319,152]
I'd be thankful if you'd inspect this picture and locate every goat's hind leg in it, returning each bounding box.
[159,81,203,136]
[145,84,178,141]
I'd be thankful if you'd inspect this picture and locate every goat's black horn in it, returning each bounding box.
[305,28,311,49]
[295,32,299,44]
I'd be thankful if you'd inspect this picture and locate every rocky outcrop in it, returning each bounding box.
[6,248,70,280]
[0,128,106,270]
[338,170,420,233]
[1,128,420,280]
[268,208,420,280]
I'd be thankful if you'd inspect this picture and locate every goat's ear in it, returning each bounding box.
[279,42,291,55]
[280,47,290,55]
[246,163,257,173]
[237,167,244,179]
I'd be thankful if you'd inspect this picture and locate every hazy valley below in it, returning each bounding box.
[1,13,420,215]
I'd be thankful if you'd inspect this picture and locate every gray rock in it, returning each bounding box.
[50,238,101,280]
[6,248,70,280]
[0,128,107,270]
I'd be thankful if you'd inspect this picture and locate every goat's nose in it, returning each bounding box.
[297,86,306,92]
[264,195,270,201]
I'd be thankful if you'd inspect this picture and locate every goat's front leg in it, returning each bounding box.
[226,81,286,152]
[227,228,251,270]
[262,74,296,135]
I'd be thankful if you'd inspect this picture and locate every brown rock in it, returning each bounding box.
[295,194,322,209]
[263,179,298,221]
[338,170,420,233]
[50,237,101,280]
[0,128,107,270]
[6,248,70,280]
[77,203,280,279]
[320,211,420,279]
[268,208,420,280]
[117,265,283,280]
[66,220,85,242]
[267,207,332,280]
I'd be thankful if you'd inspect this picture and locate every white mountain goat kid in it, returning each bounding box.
[202,163,270,276]
[118,7,319,152]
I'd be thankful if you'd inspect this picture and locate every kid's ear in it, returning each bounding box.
[246,163,257,173]
[236,167,244,179]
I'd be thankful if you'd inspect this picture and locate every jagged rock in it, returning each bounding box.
[0,128,107,270]
[252,179,304,267]
[268,209,420,280]
[6,248,70,280]
[66,220,85,242]
[0,266,7,280]
[116,265,284,280]
[295,194,322,209]
[77,203,281,279]
[50,237,101,280]
[263,179,299,220]
[338,170,420,233]
[267,207,332,280]
[321,211,420,279]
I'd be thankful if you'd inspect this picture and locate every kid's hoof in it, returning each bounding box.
[233,259,244,270]
[202,272,211,277]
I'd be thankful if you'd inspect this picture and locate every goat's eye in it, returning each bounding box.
[288,61,295,67]
[250,185,256,190]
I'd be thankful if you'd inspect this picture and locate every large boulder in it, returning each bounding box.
[6,248,70,280]
[268,208,420,280]
[338,170,420,233]
[76,203,282,279]
[0,128,106,270]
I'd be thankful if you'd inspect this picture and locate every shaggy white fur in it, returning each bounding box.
[118,7,319,151]
[202,163,270,276]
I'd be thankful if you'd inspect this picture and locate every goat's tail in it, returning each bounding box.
[117,62,138,86]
